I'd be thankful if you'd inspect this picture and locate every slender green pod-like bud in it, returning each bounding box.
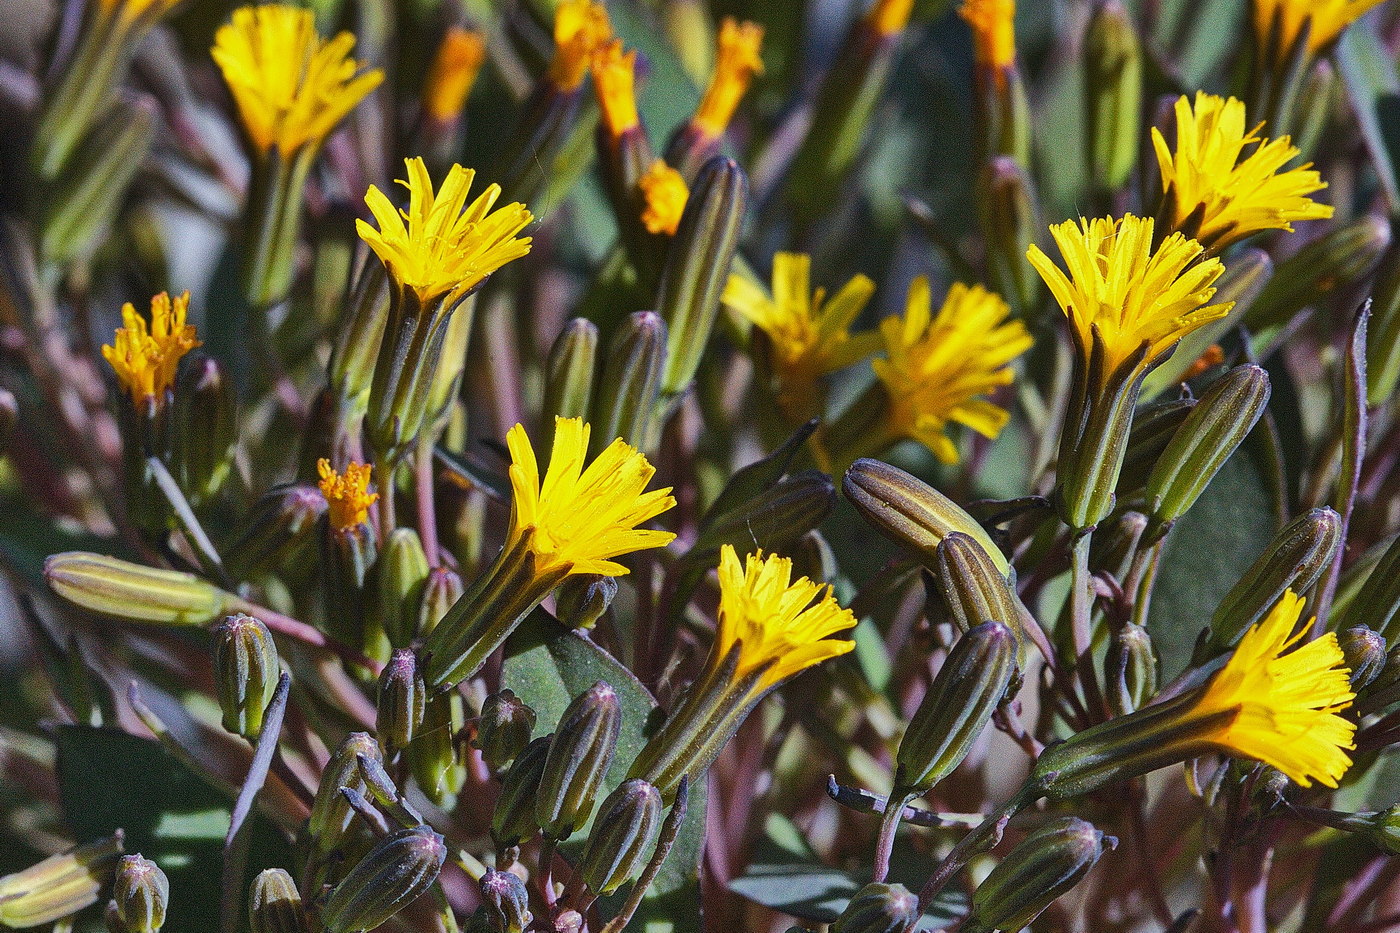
[1246,215,1390,330]
[831,883,919,933]
[248,869,308,933]
[964,817,1111,933]
[310,733,384,855]
[1105,623,1157,716]
[213,613,281,740]
[225,485,326,580]
[1343,534,1400,643]
[411,691,466,808]
[554,575,619,631]
[690,471,836,562]
[590,311,667,454]
[977,157,1041,314]
[321,826,446,933]
[170,357,237,508]
[543,318,599,428]
[493,736,552,848]
[1084,1,1142,193]
[537,681,622,840]
[416,566,463,638]
[933,533,1026,643]
[1339,627,1387,690]
[329,260,390,421]
[579,779,664,895]
[321,520,378,653]
[473,689,537,772]
[106,855,167,933]
[377,528,430,650]
[1115,397,1195,495]
[479,869,531,933]
[45,552,232,626]
[377,649,426,757]
[0,832,124,929]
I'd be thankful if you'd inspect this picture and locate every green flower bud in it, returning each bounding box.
[1104,623,1157,716]
[1084,0,1142,193]
[45,553,232,626]
[700,420,816,525]
[170,357,237,508]
[579,779,664,895]
[1368,805,1400,855]
[329,260,390,421]
[843,459,1009,575]
[248,869,308,933]
[1056,342,1151,532]
[473,689,537,772]
[225,485,327,580]
[493,735,552,848]
[543,318,599,427]
[1115,398,1195,496]
[831,883,919,933]
[964,817,1110,933]
[537,681,622,840]
[691,471,836,562]
[478,869,531,933]
[321,521,378,654]
[424,295,475,434]
[0,832,124,929]
[417,566,464,638]
[1290,60,1337,162]
[321,826,446,933]
[1246,215,1390,330]
[1089,511,1148,582]
[1363,644,1400,700]
[1339,627,1387,690]
[554,575,618,631]
[590,311,667,454]
[377,528,430,650]
[377,649,426,757]
[240,147,316,308]
[107,855,167,933]
[411,691,466,808]
[933,533,1027,647]
[213,613,281,740]
[310,733,384,855]
[1343,533,1400,643]
[977,157,1041,314]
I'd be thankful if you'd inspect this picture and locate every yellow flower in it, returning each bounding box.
[504,417,676,577]
[317,458,379,530]
[712,545,857,693]
[872,279,1031,464]
[548,0,613,92]
[212,5,383,156]
[95,0,181,27]
[960,0,1016,74]
[638,160,690,235]
[1253,0,1386,58]
[102,292,201,403]
[693,18,764,137]
[357,157,534,308]
[591,40,639,139]
[865,0,915,36]
[422,27,486,122]
[1027,214,1231,384]
[1152,93,1332,251]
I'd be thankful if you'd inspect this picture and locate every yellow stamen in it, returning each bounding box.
[638,160,690,236]
[317,459,379,530]
[548,0,613,92]
[101,292,201,403]
[591,40,640,139]
[693,18,764,137]
[422,27,486,122]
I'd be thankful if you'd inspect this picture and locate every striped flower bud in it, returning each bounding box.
[543,318,599,426]
[590,311,666,453]
[0,833,124,929]
[554,575,619,631]
[212,613,281,740]
[1089,511,1148,582]
[1084,1,1141,193]
[377,649,426,756]
[106,855,167,933]
[1116,397,1194,495]
[310,733,383,855]
[479,869,531,933]
[225,484,327,580]
[417,566,464,637]
[1342,534,1400,642]
[170,357,237,508]
[933,532,1027,648]
[1104,623,1157,716]
[321,826,446,933]
[977,156,1041,314]
[473,690,537,772]
[45,553,232,626]
[1339,627,1387,690]
[831,883,919,933]
[248,869,308,933]
[1246,215,1389,330]
[321,515,378,656]
[492,736,552,848]
[410,691,466,808]
[964,818,1110,933]
[690,471,837,563]
[579,779,664,895]
[377,529,430,650]
[537,681,622,840]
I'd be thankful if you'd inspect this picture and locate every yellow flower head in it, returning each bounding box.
[1253,0,1386,58]
[317,459,379,530]
[1191,590,1355,787]
[865,0,915,36]
[1027,214,1232,383]
[422,27,486,122]
[872,279,1032,464]
[960,0,1016,74]
[1153,93,1332,251]
[712,545,857,692]
[591,40,640,140]
[549,0,613,91]
[102,292,201,403]
[504,417,676,577]
[212,5,383,155]
[357,157,534,308]
[693,18,764,137]
[95,0,182,28]
[639,161,690,235]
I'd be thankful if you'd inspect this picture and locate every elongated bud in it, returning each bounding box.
[590,311,667,453]
[1145,364,1270,532]
[474,689,538,771]
[493,735,552,847]
[321,521,378,654]
[107,855,167,933]
[226,485,327,579]
[248,869,307,933]
[479,869,531,933]
[537,682,622,839]
[170,357,237,508]
[895,622,1018,795]
[933,533,1026,646]
[844,459,1009,575]
[417,566,464,637]
[310,733,384,855]
[831,883,919,933]
[691,471,836,561]
[213,614,281,740]
[330,261,390,420]
[45,552,232,625]
[543,318,599,426]
[378,529,430,650]
[658,157,748,398]
[1084,1,1141,193]
[1209,507,1340,650]
[579,779,664,895]
[321,825,446,933]
[1116,397,1195,495]
[1104,623,1157,716]
[964,817,1111,933]
[1089,511,1148,582]
[1246,216,1390,330]
[1343,534,1400,642]
[0,833,124,929]
[1340,627,1387,690]
[978,157,1041,314]
[377,649,426,756]
[555,574,619,631]
[411,691,466,808]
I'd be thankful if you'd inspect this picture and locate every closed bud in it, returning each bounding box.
[377,649,426,756]
[977,157,1041,314]
[1084,0,1142,193]
[0,833,124,929]
[225,485,327,579]
[474,689,537,771]
[692,471,836,561]
[1339,627,1387,690]
[1368,805,1400,855]
[1209,508,1340,650]
[1343,534,1400,643]
[933,533,1029,649]
[248,869,307,933]
[1364,645,1400,699]
[424,296,475,433]
[493,736,552,847]
[378,529,430,650]
[964,817,1110,933]
[410,691,466,808]
[555,575,618,631]
[479,869,531,933]
[213,613,281,740]
[1105,623,1157,715]
[417,566,464,637]
[170,357,237,508]
[537,681,622,839]
[329,261,391,419]
[321,521,378,653]
[579,779,664,895]
[310,733,384,855]
[831,882,919,933]
[591,311,667,453]
[321,825,446,933]
[1247,215,1390,330]
[45,552,232,626]
[543,319,599,426]
[1115,398,1195,495]
[1089,511,1148,582]
[107,855,167,933]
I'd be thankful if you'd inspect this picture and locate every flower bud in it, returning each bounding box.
[321,520,378,655]
[493,735,552,848]
[537,681,622,840]
[1083,1,1141,193]
[411,691,466,808]
[0,833,124,929]
[107,855,167,933]
[691,471,836,562]
[1104,623,1157,716]
[590,311,667,453]
[932,533,1027,646]
[377,649,426,757]
[1339,627,1387,690]
[1342,534,1400,643]
[321,825,446,933]
[964,817,1110,933]
[310,733,384,855]
[831,883,919,933]
[170,357,237,508]
[213,613,281,740]
[329,261,391,421]
[1115,397,1195,495]
[554,575,619,631]
[474,689,537,772]
[45,552,232,626]
[479,869,531,933]
[1368,805,1400,855]
[894,622,1018,796]
[248,869,307,933]
[579,779,664,895]
[225,485,327,580]
[543,318,599,426]
[377,528,431,650]
[1209,507,1340,651]
[1246,215,1390,330]
[977,157,1041,314]
[1089,511,1148,582]
[417,566,464,637]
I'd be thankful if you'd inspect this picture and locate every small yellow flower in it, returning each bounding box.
[212,5,383,156]
[422,27,486,122]
[102,292,201,403]
[548,0,613,92]
[1153,93,1332,251]
[1253,0,1386,58]
[960,0,1016,74]
[591,40,640,140]
[693,18,764,137]
[865,0,915,36]
[1027,214,1231,384]
[504,417,676,577]
[317,459,379,530]
[638,160,690,235]
[357,157,534,308]
[872,279,1031,464]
